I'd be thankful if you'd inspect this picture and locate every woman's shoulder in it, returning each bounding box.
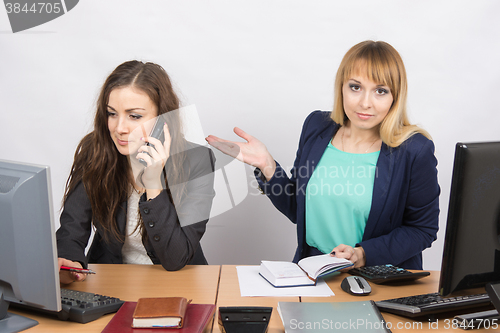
[304,110,334,126]
[184,141,214,158]
[301,110,338,135]
[183,141,215,171]
[397,133,436,158]
[63,179,91,207]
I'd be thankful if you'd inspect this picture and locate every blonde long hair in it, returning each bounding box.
[331,40,431,147]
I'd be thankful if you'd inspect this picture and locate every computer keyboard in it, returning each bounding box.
[376,292,491,318]
[349,264,430,284]
[56,288,124,323]
[12,288,124,323]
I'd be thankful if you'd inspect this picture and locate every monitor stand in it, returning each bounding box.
[0,290,38,333]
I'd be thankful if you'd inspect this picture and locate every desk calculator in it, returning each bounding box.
[349,264,430,284]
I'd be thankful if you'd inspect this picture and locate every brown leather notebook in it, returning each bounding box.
[132,297,188,328]
[101,302,215,333]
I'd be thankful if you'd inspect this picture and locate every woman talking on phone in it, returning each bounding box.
[207,40,439,270]
[57,61,215,283]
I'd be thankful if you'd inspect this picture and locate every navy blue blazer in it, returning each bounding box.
[256,111,440,269]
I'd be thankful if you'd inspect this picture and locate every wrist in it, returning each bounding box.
[354,246,366,268]
[146,188,162,201]
[140,171,164,192]
[259,158,276,181]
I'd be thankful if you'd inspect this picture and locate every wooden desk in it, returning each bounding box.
[11,264,220,333]
[213,265,300,333]
[303,271,495,332]
[10,266,497,333]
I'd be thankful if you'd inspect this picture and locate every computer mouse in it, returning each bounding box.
[341,276,372,296]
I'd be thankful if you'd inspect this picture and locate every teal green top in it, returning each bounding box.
[305,143,380,254]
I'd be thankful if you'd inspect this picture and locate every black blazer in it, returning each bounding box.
[256,111,440,269]
[56,142,215,271]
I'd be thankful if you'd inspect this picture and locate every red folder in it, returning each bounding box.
[101,302,215,333]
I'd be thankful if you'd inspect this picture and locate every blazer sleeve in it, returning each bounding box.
[254,111,319,223]
[56,181,93,268]
[139,146,215,271]
[359,139,440,267]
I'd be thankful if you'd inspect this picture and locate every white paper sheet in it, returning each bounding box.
[236,266,335,297]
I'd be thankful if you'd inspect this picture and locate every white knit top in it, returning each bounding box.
[121,190,153,265]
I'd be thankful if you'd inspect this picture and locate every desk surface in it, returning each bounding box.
[11,264,220,333]
[10,265,497,333]
[214,265,300,333]
[303,270,494,333]
[302,271,444,332]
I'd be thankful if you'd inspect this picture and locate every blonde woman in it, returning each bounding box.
[207,41,439,270]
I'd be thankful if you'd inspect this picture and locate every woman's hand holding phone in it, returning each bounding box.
[137,122,171,198]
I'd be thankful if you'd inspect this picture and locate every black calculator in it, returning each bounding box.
[349,264,430,284]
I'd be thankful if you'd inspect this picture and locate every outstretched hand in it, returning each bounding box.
[206,127,276,180]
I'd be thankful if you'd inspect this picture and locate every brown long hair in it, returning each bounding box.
[331,40,431,147]
[64,61,186,242]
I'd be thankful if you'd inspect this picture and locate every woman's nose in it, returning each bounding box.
[116,117,129,134]
[360,92,372,109]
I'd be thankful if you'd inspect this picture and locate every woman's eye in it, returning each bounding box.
[106,111,116,117]
[349,84,361,91]
[376,88,389,95]
[130,114,143,120]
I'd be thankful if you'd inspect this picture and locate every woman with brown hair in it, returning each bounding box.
[207,40,439,270]
[57,61,215,283]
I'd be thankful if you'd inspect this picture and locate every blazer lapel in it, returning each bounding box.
[302,123,339,185]
[363,143,394,240]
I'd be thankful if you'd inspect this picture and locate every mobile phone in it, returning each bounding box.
[138,115,166,166]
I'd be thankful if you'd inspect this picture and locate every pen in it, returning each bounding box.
[60,266,96,274]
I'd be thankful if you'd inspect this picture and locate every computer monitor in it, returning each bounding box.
[0,160,61,333]
[439,142,500,296]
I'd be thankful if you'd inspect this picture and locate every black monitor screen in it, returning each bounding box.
[439,142,500,296]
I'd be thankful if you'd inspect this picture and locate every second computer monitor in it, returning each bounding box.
[439,142,500,296]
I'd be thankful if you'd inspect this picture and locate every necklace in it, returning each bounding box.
[341,127,379,153]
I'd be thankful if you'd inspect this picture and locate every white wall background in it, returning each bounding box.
[1,0,499,270]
